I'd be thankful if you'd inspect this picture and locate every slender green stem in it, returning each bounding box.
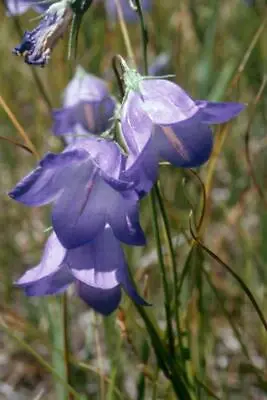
[134,0,149,74]
[154,184,184,360]
[202,268,258,366]
[189,219,267,332]
[195,377,221,400]
[133,0,176,356]
[134,0,181,373]
[62,293,73,400]
[150,189,175,356]
[135,304,192,399]
[151,367,159,400]
[244,76,267,208]
[93,313,105,400]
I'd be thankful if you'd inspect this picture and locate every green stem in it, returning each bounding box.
[135,305,192,399]
[150,189,175,356]
[134,0,180,373]
[62,293,73,400]
[134,0,176,357]
[202,268,257,366]
[154,183,188,374]
[128,0,193,396]
[190,222,267,332]
[134,0,149,74]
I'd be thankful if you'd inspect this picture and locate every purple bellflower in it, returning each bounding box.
[16,226,147,315]
[13,0,74,66]
[52,66,116,142]
[9,137,145,249]
[95,0,152,23]
[120,66,245,192]
[5,0,49,15]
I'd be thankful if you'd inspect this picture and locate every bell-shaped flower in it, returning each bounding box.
[13,0,74,66]
[120,67,245,192]
[16,226,147,315]
[9,137,145,249]
[5,0,48,15]
[52,66,116,143]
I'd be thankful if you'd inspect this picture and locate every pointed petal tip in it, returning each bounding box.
[196,100,245,125]
[135,297,152,307]
[119,230,146,247]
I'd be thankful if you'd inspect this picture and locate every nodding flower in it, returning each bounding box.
[15,227,147,316]
[13,0,74,66]
[120,62,245,194]
[52,66,116,143]
[9,137,146,249]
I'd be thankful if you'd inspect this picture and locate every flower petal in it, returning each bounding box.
[117,267,149,306]
[77,282,121,315]
[13,6,73,66]
[52,171,106,248]
[52,107,76,136]
[140,79,198,124]
[23,267,73,296]
[97,96,116,132]
[5,0,48,15]
[107,190,146,246]
[15,232,73,296]
[63,68,111,107]
[53,98,115,137]
[16,232,66,287]
[121,91,153,155]
[155,121,213,168]
[123,138,159,196]
[67,225,122,289]
[196,100,245,124]
[9,150,88,206]
[75,137,124,180]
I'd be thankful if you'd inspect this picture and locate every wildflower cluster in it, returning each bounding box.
[8,0,244,315]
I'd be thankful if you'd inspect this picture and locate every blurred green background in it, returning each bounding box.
[1,0,267,398]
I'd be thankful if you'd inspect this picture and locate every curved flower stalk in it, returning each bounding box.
[52,66,116,143]
[9,137,145,248]
[12,0,93,66]
[5,0,49,15]
[120,65,245,193]
[16,227,147,315]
